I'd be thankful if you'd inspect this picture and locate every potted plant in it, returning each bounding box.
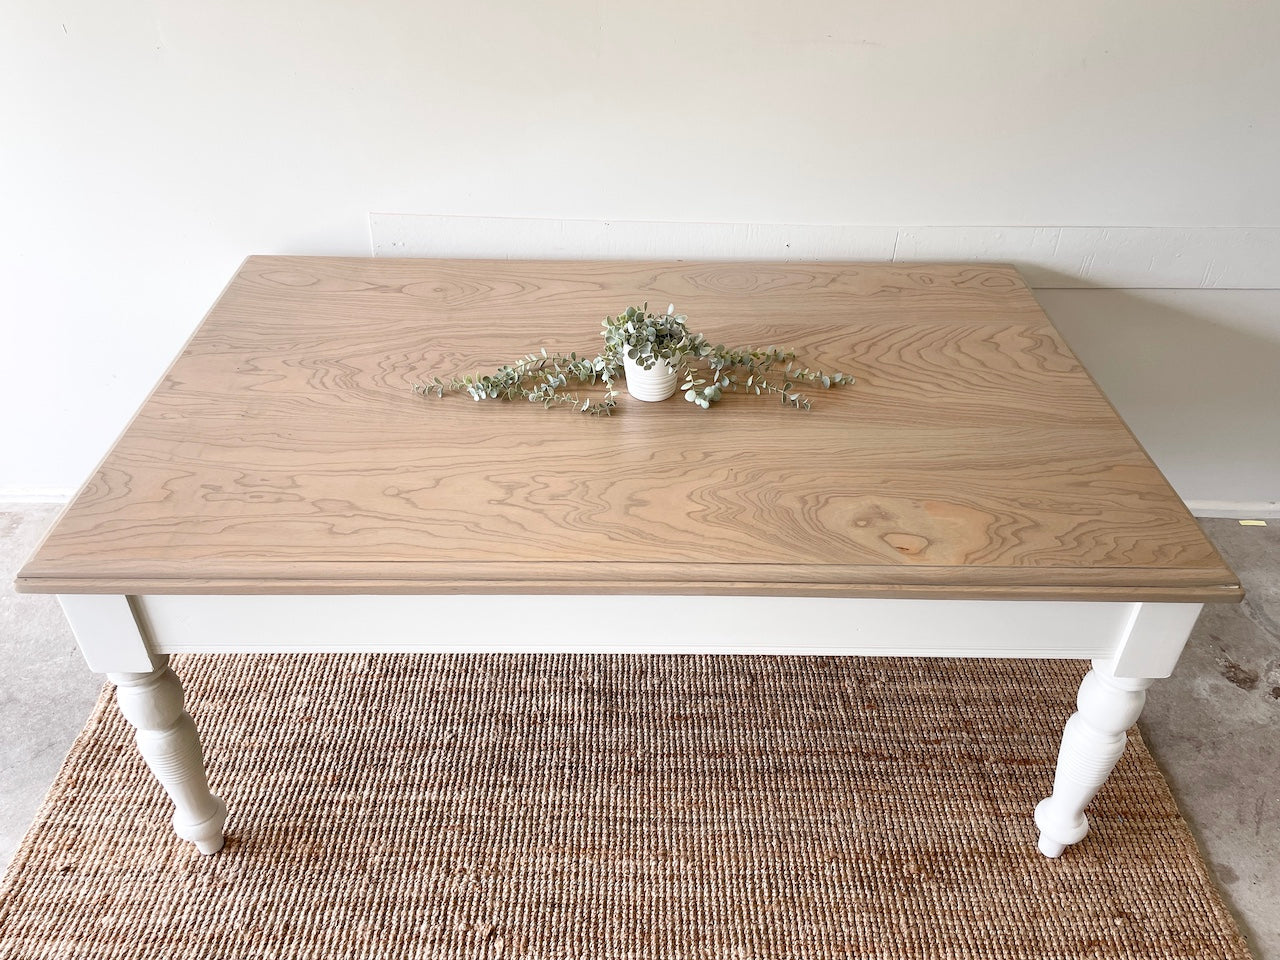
[603,303,688,402]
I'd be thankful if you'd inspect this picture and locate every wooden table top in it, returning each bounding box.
[19,257,1240,601]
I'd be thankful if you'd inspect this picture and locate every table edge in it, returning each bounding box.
[15,572,1244,603]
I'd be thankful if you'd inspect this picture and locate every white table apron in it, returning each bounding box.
[56,594,1203,859]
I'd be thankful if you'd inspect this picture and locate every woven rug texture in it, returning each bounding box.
[0,653,1252,960]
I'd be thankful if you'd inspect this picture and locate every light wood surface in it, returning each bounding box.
[18,257,1239,601]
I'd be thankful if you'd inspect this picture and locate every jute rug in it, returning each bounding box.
[0,654,1252,960]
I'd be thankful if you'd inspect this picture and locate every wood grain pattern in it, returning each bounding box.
[18,257,1240,600]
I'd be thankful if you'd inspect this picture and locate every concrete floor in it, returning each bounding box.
[2,504,1277,956]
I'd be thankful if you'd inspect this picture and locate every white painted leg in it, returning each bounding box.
[1034,658,1152,858]
[109,655,227,855]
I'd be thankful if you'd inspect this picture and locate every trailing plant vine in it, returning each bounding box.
[414,303,854,415]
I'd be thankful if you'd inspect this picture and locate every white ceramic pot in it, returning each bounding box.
[622,354,679,402]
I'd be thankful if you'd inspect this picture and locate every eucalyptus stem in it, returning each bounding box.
[415,304,854,414]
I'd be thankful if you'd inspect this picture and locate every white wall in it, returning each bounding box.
[2,1,1278,505]
[1042,289,1280,515]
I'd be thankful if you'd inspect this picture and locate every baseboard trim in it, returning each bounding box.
[1184,500,1280,519]
[369,214,1280,290]
[0,489,73,504]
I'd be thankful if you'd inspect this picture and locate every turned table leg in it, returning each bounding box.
[1034,658,1153,858]
[109,655,228,855]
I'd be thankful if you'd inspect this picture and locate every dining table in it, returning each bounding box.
[17,256,1241,860]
